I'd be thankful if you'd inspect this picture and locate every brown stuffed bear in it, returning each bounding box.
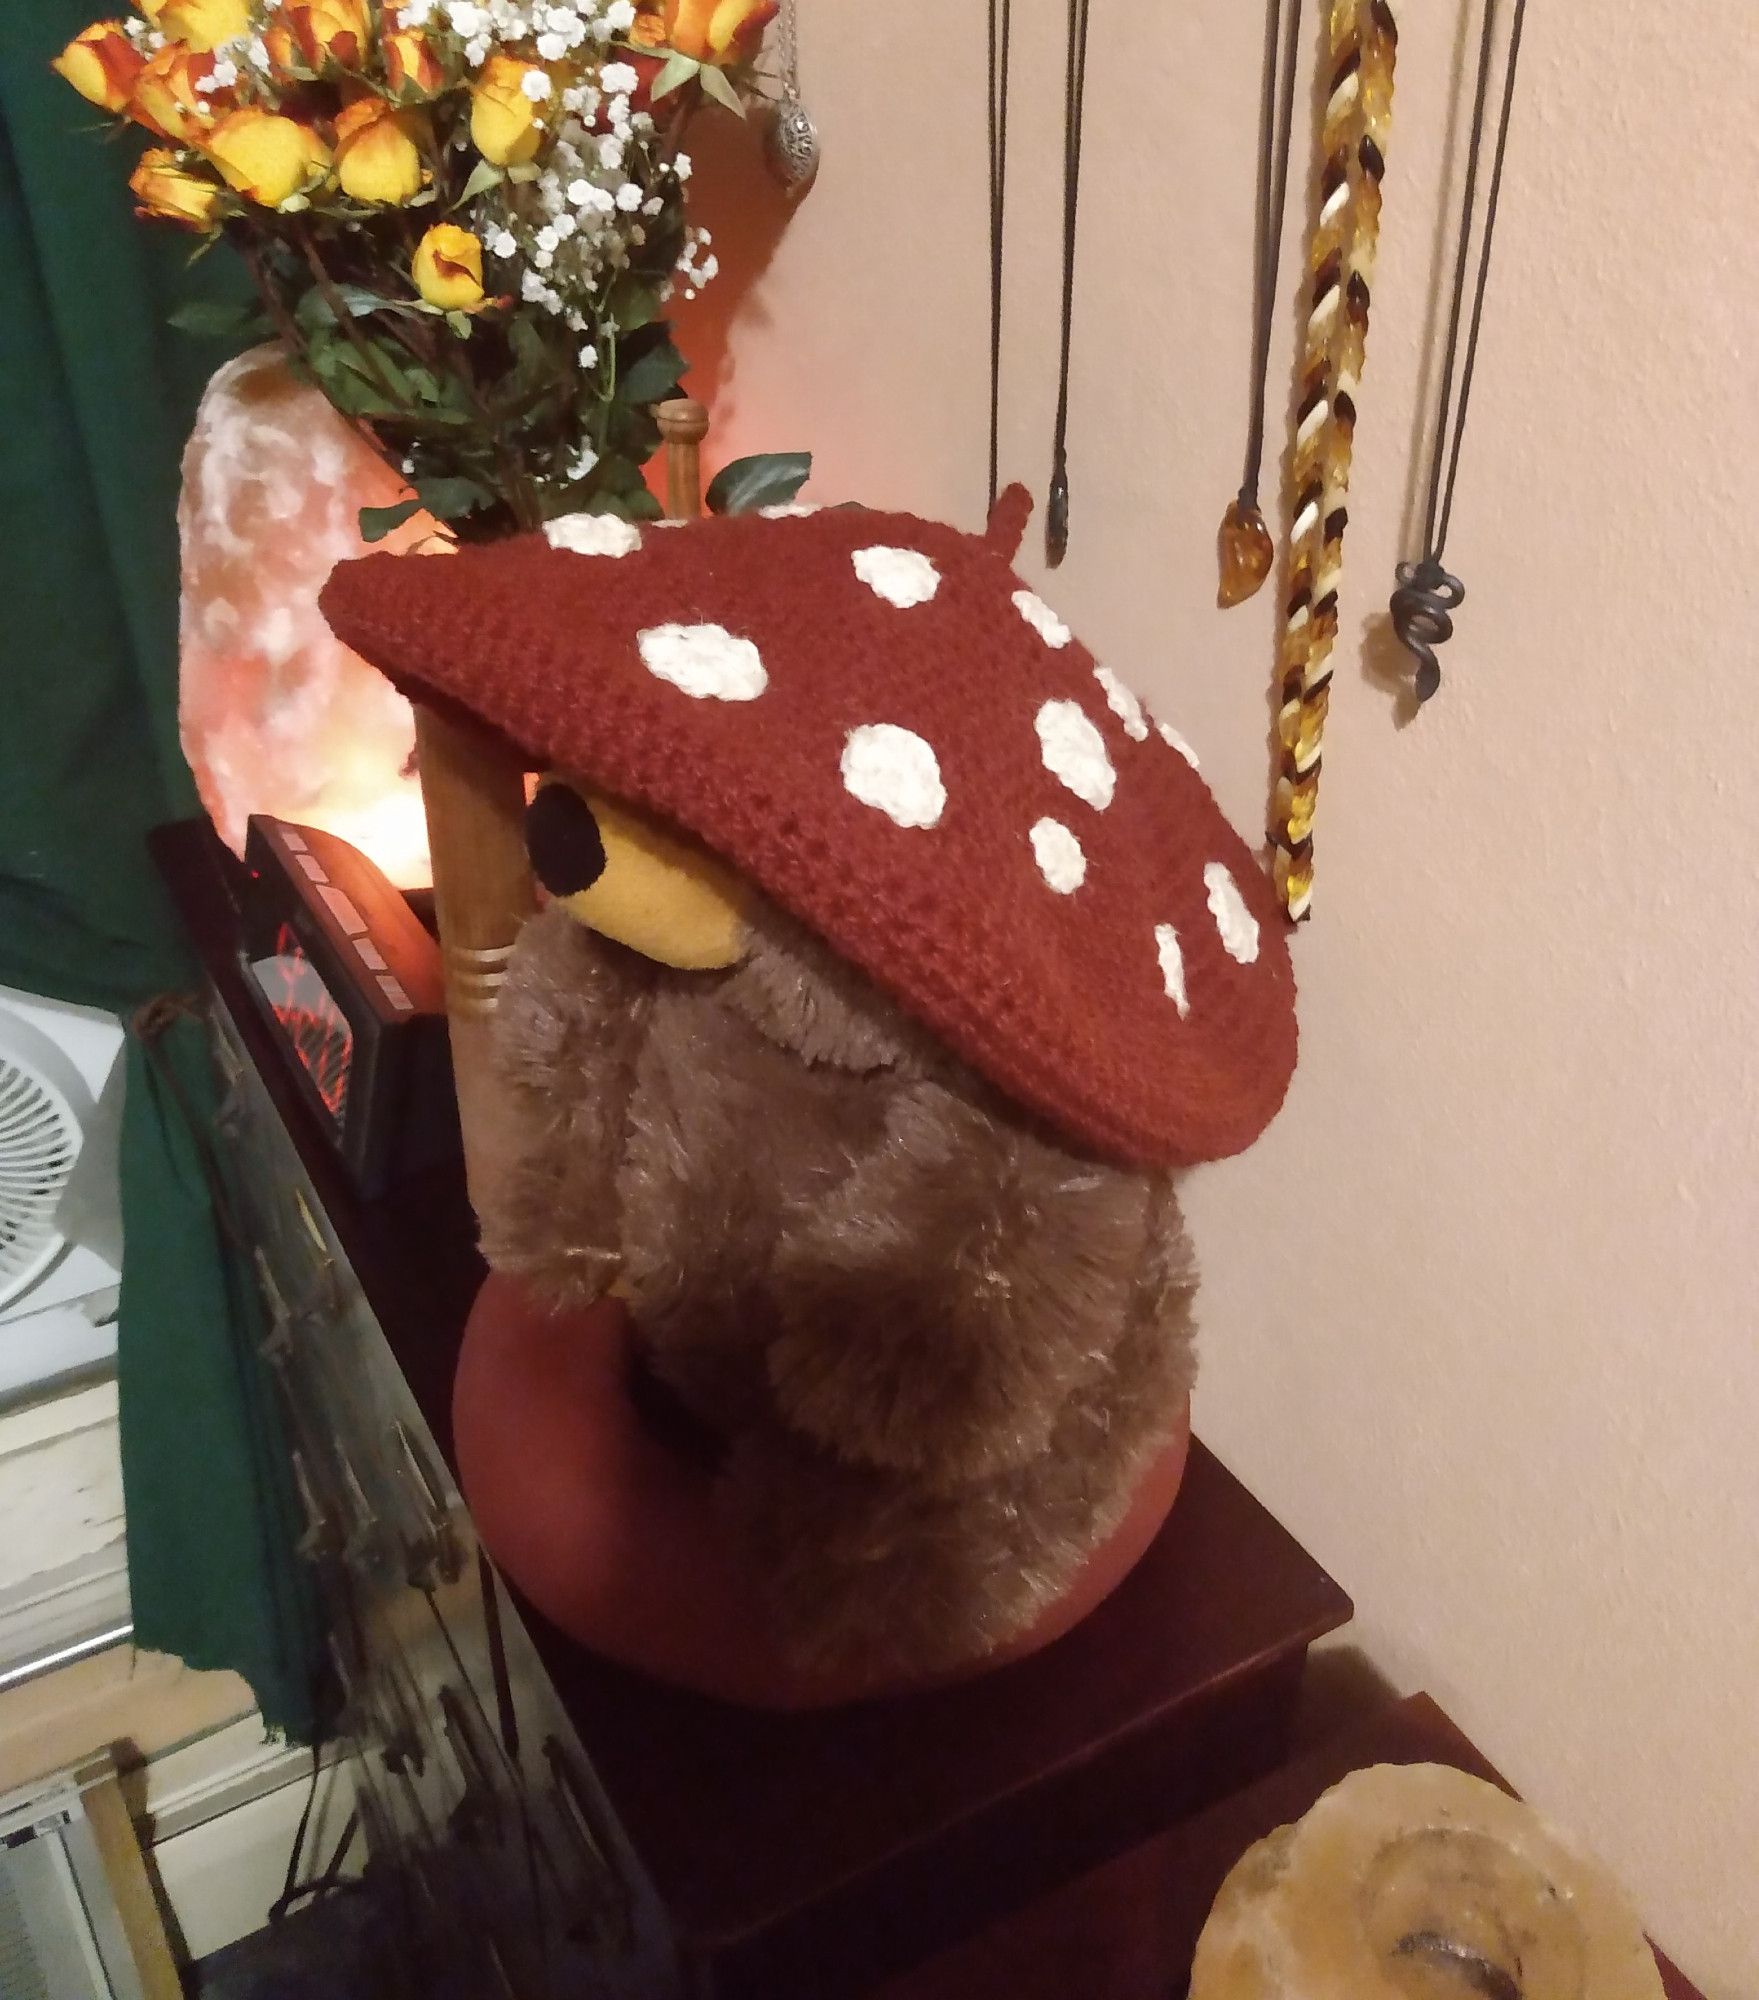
[320,487,1297,1695]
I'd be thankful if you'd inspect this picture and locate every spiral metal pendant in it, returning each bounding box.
[1389,555,1464,706]
[767,94,821,195]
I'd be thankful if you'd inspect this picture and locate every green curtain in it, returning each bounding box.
[1,8,321,1737]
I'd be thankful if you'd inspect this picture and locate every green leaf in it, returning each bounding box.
[295,286,336,333]
[446,309,473,339]
[705,451,813,516]
[414,474,495,519]
[696,63,745,116]
[305,335,406,418]
[168,298,272,339]
[616,336,685,407]
[338,283,404,317]
[453,157,504,208]
[649,51,700,101]
[604,273,660,333]
[358,498,425,543]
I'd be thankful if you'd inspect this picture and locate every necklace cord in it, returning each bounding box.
[1046,0,1090,563]
[1393,0,1527,702]
[1433,0,1527,556]
[987,0,1011,512]
[1418,0,1527,560]
[1242,0,1303,505]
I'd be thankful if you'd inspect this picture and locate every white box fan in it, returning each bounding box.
[0,986,125,1406]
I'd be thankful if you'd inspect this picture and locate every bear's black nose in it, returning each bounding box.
[525,783,607,897]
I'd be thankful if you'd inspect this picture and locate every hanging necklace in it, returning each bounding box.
[1390,0,1528,704]
[1218,0,1304,608]
[1044,0,1091,568]
[986,0,1012,512]
[765,0,820,195]
[1268,0,1399,924]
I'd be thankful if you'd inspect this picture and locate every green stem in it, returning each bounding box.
[295,225,409,408]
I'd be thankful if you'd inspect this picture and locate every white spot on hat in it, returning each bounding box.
[545,513,642,557]
[1205,863,1260,964]
[1154,924,1190,1016]
[1157,718,1200,769]
[1030,817,1086,894]
[1012,589,1072,648]
[842,724,945,828]
[638,622,767,701]
[758,503,821,518]
[852,545,940,609]
[1093,665,1148,741]
[1035,700,1115,810]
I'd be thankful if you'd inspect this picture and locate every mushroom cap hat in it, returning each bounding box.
[319,488,1297,1170]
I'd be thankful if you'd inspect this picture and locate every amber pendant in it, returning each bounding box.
[1217,497,1275,607]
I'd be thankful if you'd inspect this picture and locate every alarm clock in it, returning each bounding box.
[240,815,459,1196]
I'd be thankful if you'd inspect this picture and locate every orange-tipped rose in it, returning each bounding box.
[283,0,371,70]
[661,0,777,61]
[204,106,331,206]
[411,223,484,311]
[129,147,224,227]
[469,52,546,166]
[152,0,250,52]
[51,21,144,113]
[131,44,226,144]
[261,18,303,76]
[333,96,427,203]
[383,24,446,98]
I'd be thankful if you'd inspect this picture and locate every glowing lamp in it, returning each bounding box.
[178,347,437,888]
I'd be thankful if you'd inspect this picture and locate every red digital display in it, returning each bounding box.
[250,920,353,1124]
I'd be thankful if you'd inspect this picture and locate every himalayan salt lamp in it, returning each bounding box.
[178,346,438,887]
[1189,1761,1665,2000]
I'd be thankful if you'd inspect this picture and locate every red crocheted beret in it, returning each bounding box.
[320,490,1297,1169]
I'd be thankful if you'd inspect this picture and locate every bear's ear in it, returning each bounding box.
[983,482,1033,561]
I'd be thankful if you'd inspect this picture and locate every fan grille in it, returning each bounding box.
[0,1053,82,1303]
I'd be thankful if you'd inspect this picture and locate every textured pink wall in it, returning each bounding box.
[677,3,1759,1988]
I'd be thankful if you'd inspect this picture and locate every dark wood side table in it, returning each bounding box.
[154,817,1353,1998]
[873,1692,1705,2000]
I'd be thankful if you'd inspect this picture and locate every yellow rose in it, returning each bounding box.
[204,106,331,206]
[660,0,777,61]
[411,223,484,311]
[383,23,446,98]
[284,0,371,70]
[333,96,427,203]
[129,147,224,228]
[51,21,145,113]
[152,0,249,52]
[130,44,226,144]
[469,52,545,167]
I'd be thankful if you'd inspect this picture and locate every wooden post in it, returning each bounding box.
[416,404,709,1220]
[656,397,709,519]
[413,703,535,1219]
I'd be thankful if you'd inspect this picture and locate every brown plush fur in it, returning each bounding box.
[484,898,1198,1676]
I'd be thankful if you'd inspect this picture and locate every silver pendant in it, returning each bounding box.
[767,93,821,195]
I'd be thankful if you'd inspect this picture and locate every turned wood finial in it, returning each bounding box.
[656,396,709,520]
[413,703,534,1219]
[418,398,714,1220]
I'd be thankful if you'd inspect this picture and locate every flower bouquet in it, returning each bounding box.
[54,0,796,539]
